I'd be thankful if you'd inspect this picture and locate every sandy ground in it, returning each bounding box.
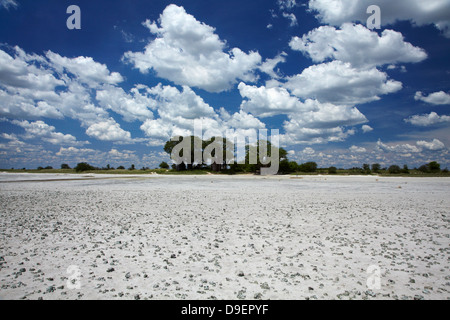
[0,173,449,300]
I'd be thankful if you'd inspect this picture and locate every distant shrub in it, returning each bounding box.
[428,161,440,172]
[298,162,317,172]
[159,161,170,169]
[349,167,364,174]
[279,159,291,173]
[363,164,371,174]
[61,164,71,169]
[388,165,401,174]
[288,161,299,173]
[371,163,381,173]
[117,166,125,170]
[418,162,440,173]
[75,162,95,172]
[328,166,337,174]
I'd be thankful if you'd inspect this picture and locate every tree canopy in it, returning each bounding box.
[163,136,287,174]
[75,162,95,172]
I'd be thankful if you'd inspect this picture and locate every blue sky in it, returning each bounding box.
[1,0,450,169]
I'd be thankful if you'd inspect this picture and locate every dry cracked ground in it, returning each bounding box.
[0,174,449,300]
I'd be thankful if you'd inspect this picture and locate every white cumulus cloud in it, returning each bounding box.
[376,140,421,153]
[259,52,287,79]
[85,119,132,142]
[308,0,450,38]
[377,139,446,154]
[281,100,365,145]
[362,124,373,133]
[46,51,123,88]
[96,85,155,122]
[349,145,367,153]
[223,110,266,130]
[123,4,261,92]
[302,147,315,155]
[404,112,450,126]
[290,23,427,68]
[416,139,445,151]
[414,91,450,105]
[238,82,312,118]
[280,60,402,106]
[11,120,88,146]
[148,84,216,120]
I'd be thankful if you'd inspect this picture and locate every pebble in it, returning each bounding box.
[46,285,55,293]
[237,290,246,299]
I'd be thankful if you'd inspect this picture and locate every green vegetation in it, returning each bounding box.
[418,161,440,173]
[159,161,170,169]
[371,163,381,173]
[61,164,71,169]
[328,166,337,174]
[163,135,288,174]
[1,159,448,177]
[74,162,95,172]
[297,162,317,173]
[163,169,210,175]
[315,161,447,177]
[363,164,371,174]
[388,165,402,174]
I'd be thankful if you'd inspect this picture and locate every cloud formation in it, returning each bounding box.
[283,13,298,27]
[259,52,287,79]
[238,82,310,118]
[349,145,367,153]
[377,139,446,153]
[278,0,297,10]
[46,51,124,88]
[123,4,261,92]
[281,100,366,144]
[279,61,402,106]
[96,85,155,123]
[85,119,132,142]
[11,119,88,146]
[415,91,450,105]
[0,0,18,10]
[290,23,427,68]
[416,139,445,151]
[308,0,450,37]
[404,112,450,126]
[362,125,373,133]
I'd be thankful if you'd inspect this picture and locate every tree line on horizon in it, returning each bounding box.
[22,160,448,175]
[24,159,447,175]
[15,137,447,174]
